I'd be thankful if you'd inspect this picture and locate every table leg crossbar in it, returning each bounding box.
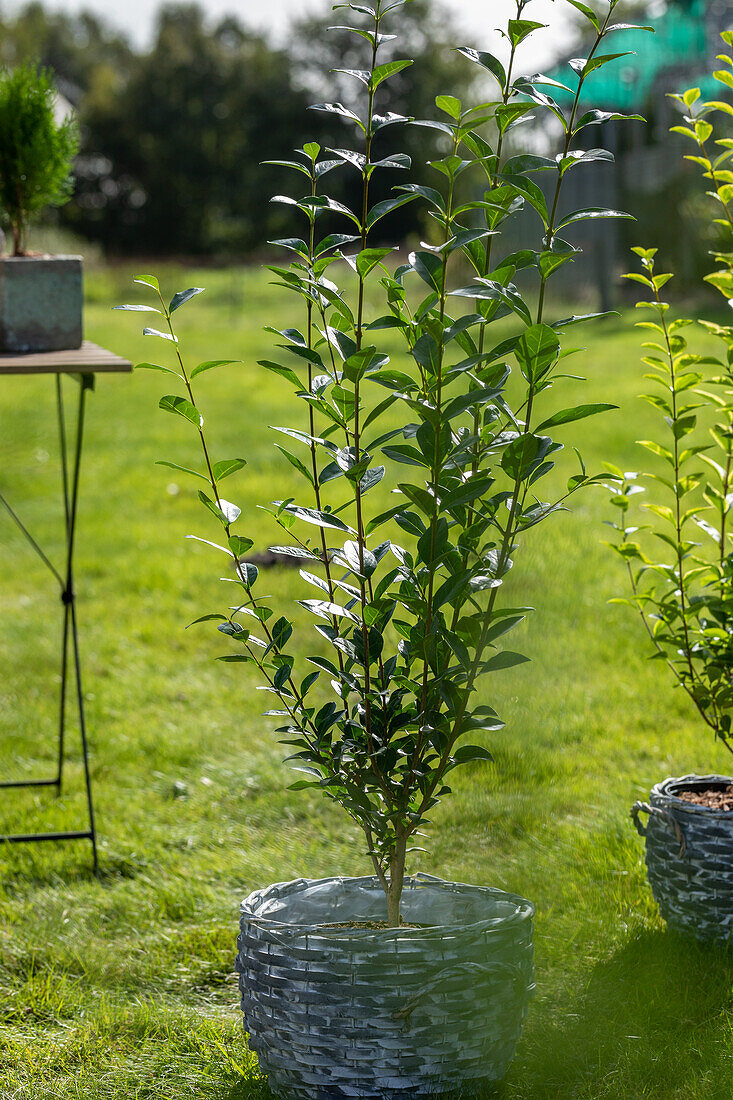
[0,373,98,872]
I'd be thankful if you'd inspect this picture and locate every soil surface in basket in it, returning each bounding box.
[677,785,733,811]
[314,920,429,930]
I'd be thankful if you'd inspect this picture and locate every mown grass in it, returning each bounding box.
[1,262,733,1099]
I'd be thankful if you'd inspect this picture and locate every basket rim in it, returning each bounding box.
[239,872,535,938]
[651,773,733,818]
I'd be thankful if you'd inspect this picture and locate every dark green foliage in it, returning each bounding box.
[124,0,638,922]
[607,41,733,758]
[80,8,312,256]
[0,3,474,256]
[0,61,78,255]
[0,5,134,90]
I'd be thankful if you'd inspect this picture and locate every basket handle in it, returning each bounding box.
[630,800,687,856]
[630,800,657,836]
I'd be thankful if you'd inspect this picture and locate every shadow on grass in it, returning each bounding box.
[224,1078,503,1100]
[216,932,733,1100]
[514,929,733,1099]
[224,1080,273,1100]
[0,846,152,894]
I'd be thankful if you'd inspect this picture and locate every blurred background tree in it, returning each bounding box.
[0,2,135,98]
[74,4,313,255]
[0,0,476,258]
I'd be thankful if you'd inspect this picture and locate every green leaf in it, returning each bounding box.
[536,403,617,432]
[366,194,417,230]
[186,535,233,556]
[281,503,351,532]
[572,53,632,77]
[566,0,599,29]
[170,287,204,313]
[507,19,544,46]
[343,539,378,577]
[504,174,549,225]
[263,161,311,178]
[270,616,293,649]
[435,94,461,119]
[133,274,160,291]
[213,458,247,480]
[342,346,382,383]
[275,445,315,485]
[451,745,494,765]
[573,113,640,134]
[500,434,552,481]
[316,232,361,256]
[155,460,208,482]
[113,304,161,313]
[310,100,364,129]
[455,46,506,89]
[395,182,446,212]
[143,327,177,343]
[605,22,654,35]
[715,69,733,91]
[228,535,254,556]
[538,250,578,280]
[494,103,535,135]
[188,613,227,627]
[301,598,359,623]
[483,651,530,671]
[361,465,385,493]
[373,153,411,171]
[557,207,633,229]
[409,250,444,292]
[135,362,182,378]
[159,394,202,426]
[259,360,301,388]
[237,562,259,586]
[372,59,412,88]
[356,247,394,279]
[444,475,496,510]
[218,621,249,641]
[443,383,508,422]
[198,491,241,525]
[190,359,240,379]
[455,280,531,325]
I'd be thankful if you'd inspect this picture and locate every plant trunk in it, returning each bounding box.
[11,220,22,258]
[385,832,408,927]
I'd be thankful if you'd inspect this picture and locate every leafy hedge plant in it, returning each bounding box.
[123,0,639,924]
[0,62,78,257]
[607,36,733,759]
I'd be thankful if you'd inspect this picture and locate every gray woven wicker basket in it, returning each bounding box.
[631,773,733,941]
[236,873,535,1099]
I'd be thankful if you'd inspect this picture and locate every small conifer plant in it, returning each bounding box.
[0,62,78,257]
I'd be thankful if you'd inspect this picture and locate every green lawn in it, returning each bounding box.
[1,262,732,1099]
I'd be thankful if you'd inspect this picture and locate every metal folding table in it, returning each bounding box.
[0,342,132,872]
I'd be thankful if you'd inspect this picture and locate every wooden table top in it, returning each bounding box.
[0,341,132,376]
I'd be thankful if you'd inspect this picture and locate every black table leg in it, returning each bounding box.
[0,372,99,873]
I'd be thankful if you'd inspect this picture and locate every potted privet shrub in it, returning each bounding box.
[122,0,636,1093]
[607,43,733,943]
[0,61,80,352]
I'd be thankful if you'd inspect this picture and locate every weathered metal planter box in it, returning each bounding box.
[236,873,535,1099]
[0,256,82,353]
[632,774,733,942]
